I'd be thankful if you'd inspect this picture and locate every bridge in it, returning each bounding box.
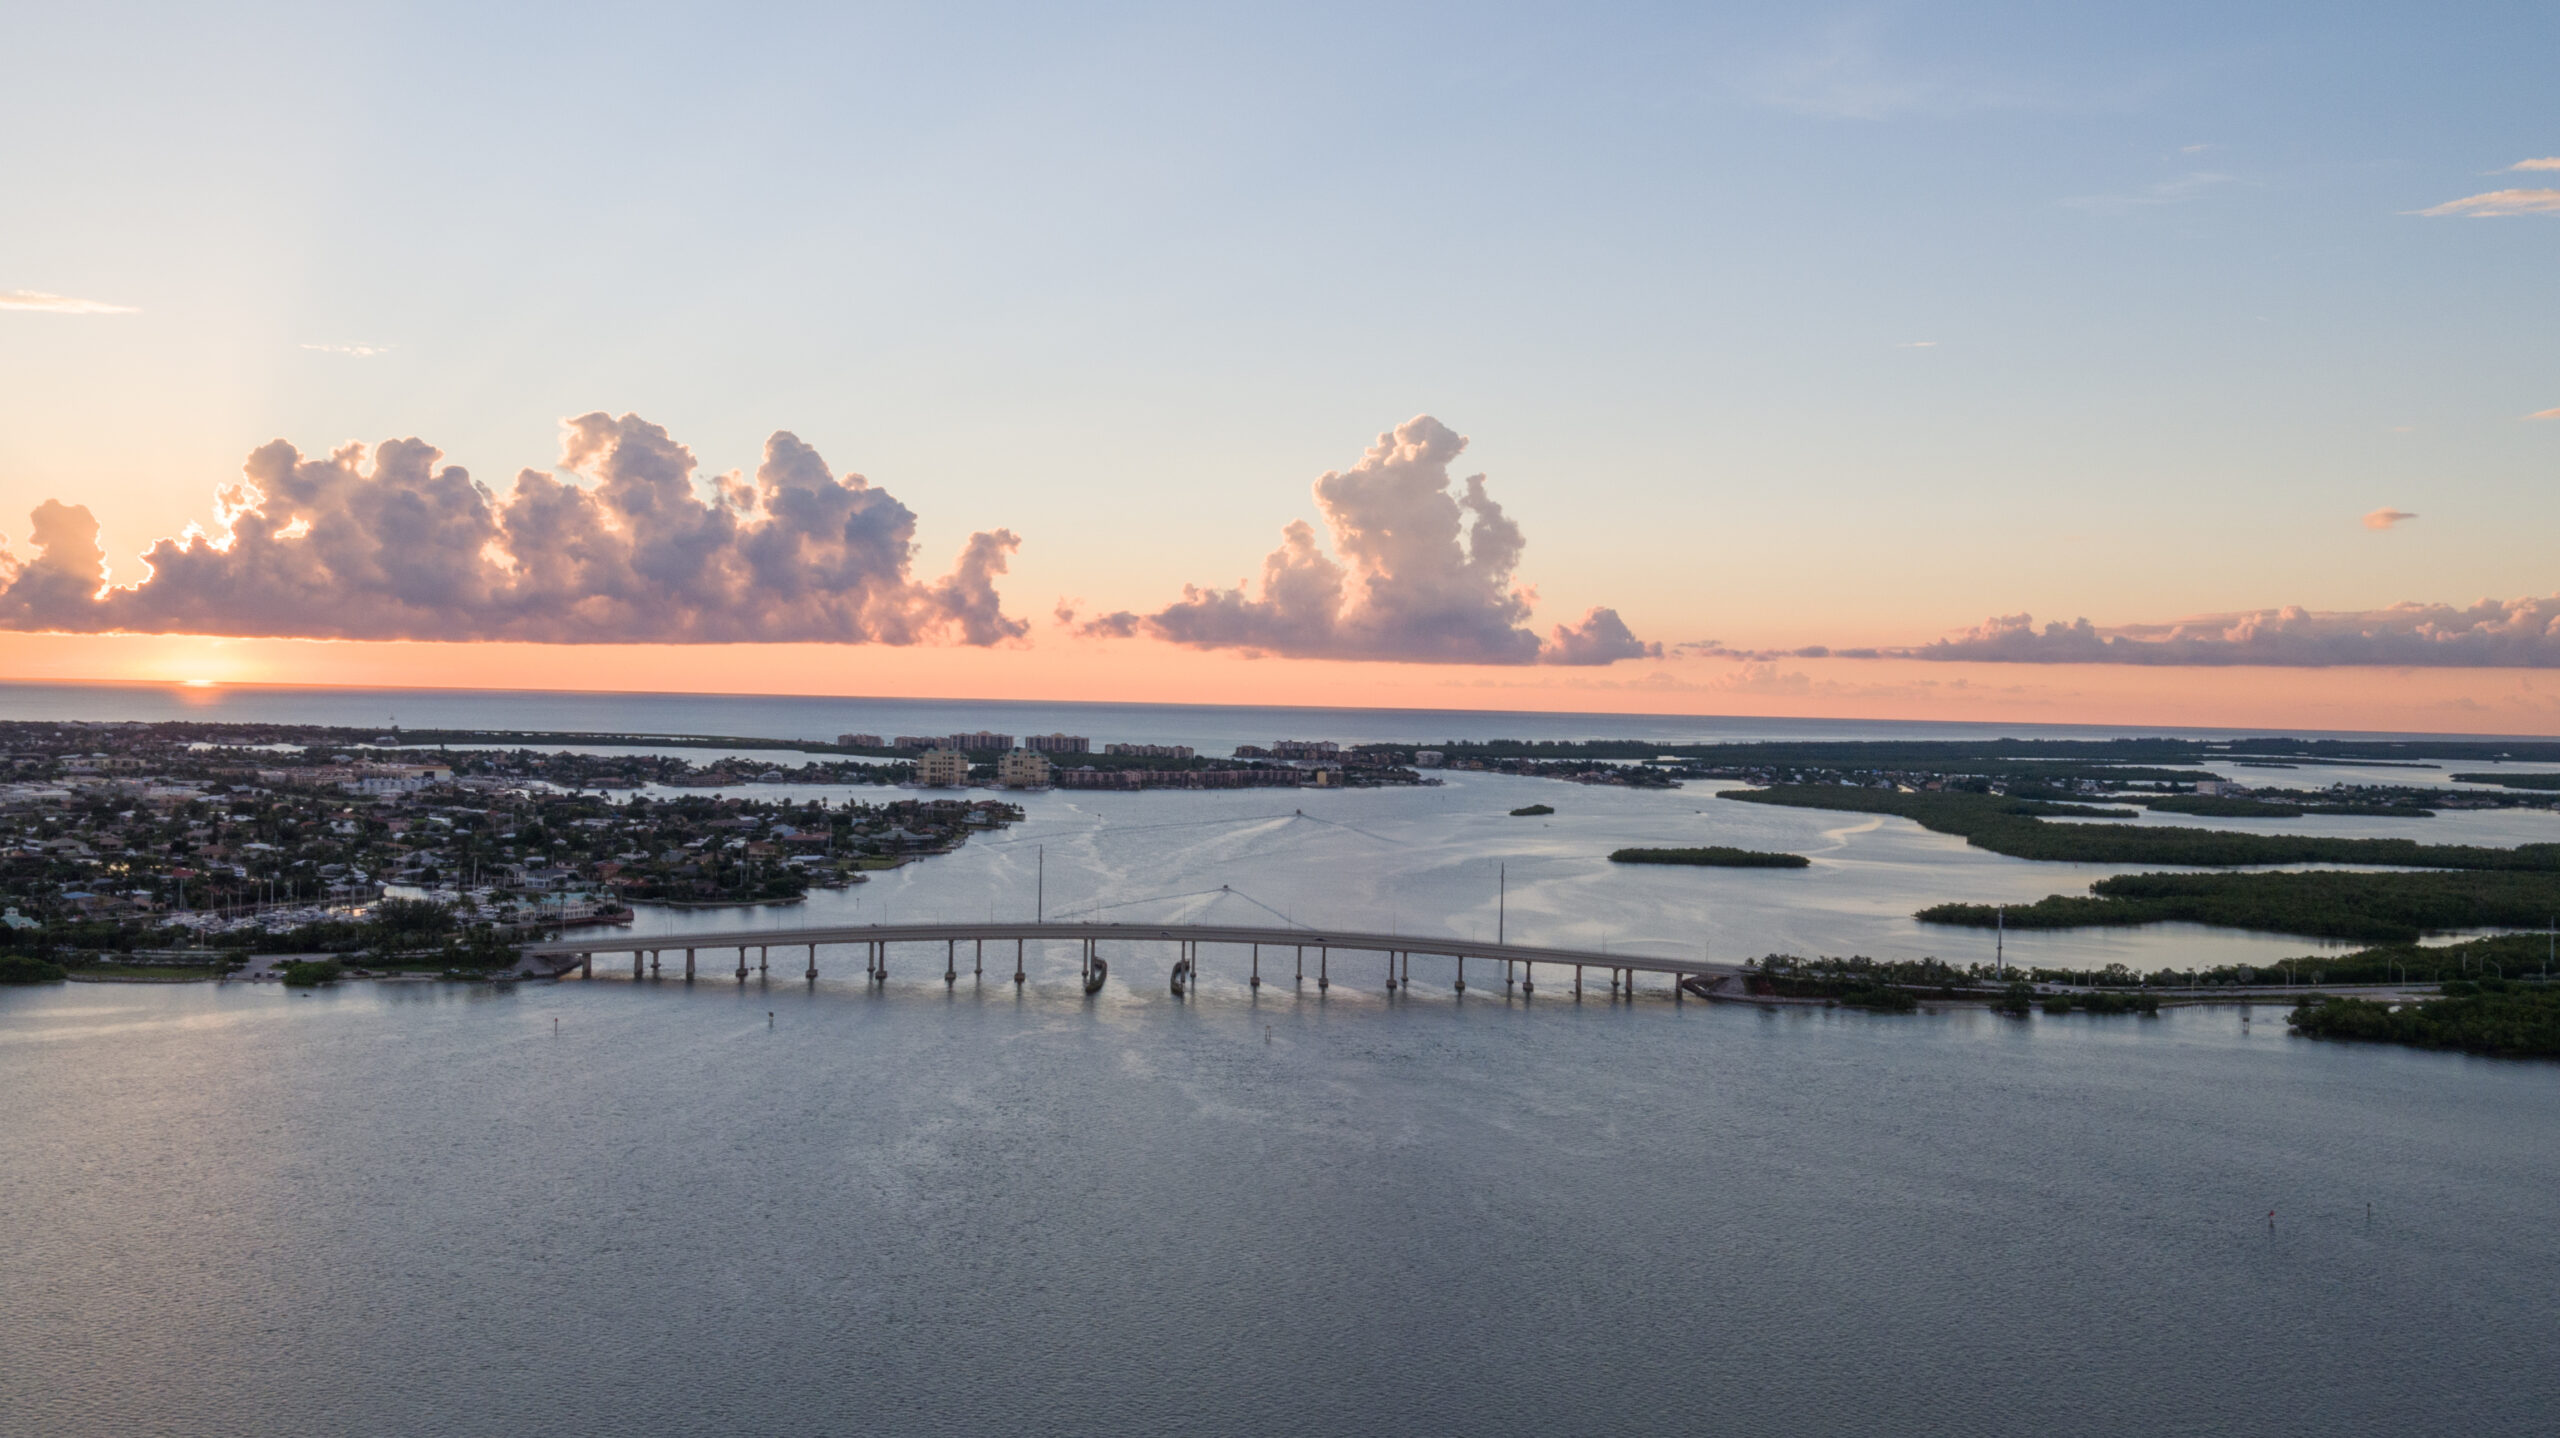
[520,920,1741,1001]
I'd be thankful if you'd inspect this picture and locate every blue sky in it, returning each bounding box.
[0,3,2553,721]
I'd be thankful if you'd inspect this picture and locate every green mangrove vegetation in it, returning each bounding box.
[2289,980,2560,1058]
[1610,846,1810,869]
[1509,803,1554,817]
[1720,785,2560,871]
[2140,794,2434,819]
[1743,955,1992,1007]
[1918,870,2560,944]
[0,954,67,984]
[2451,772,2560,791]
[279,959,344,987]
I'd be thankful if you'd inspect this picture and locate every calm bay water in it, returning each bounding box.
[5,976,2555,1437]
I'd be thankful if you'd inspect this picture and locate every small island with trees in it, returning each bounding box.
[1610,846,1810,869]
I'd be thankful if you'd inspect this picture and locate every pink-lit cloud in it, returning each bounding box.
[2415,187,2560,217]
[0,290,136,314]
[1115,415,1658,665]
[2363,508,2418,530]
[0,414,1025,644]
[1896,600,2560,667]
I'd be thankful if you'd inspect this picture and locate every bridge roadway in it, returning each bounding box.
[521,920,1743,999]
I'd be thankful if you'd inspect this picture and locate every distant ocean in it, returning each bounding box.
[0,679,2504,749]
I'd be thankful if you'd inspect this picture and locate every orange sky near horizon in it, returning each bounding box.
[0,631,2550,737]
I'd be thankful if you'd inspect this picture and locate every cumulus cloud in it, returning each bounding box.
[0,290,136,314]
[2415,187,2560,217]
[2364,508,2418,530]
[1900,600,2560,667]
[2507,158,2560,172]
[1543,607,1662,666]
[2529,406,2560,421]
[1128,415,1655,665]
[0,413,1026,645]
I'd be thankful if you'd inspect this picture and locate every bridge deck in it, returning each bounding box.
[522,920,1734,978]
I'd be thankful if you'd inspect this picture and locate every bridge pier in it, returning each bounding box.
[636,951,647,980]
[1523,961,1534,998]
[759,945,768,977]
[1015,938,1025,985]
[1295,945,1303,983]
[1250,943,1260,989]
[684,948,695,982]
[1318,946,1328,991]
[806,943,817,981]
[974,938,982,980]
[946,938,956,986]
[1455,955,1465,993]
[735,947,747,983]
[1574,964,1582,1000]
[1386,950,1397,993]
[1504,959,1514,995]
[580,952,592,979]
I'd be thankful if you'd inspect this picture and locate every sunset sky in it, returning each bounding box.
[2,4,2553,731]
